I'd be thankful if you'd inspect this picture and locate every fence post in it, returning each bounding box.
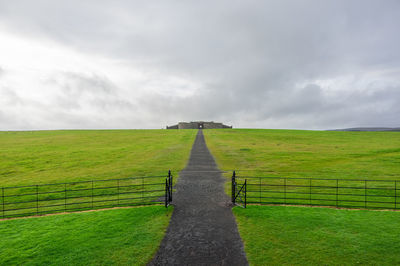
[117,179,120,206]
[91,180,94,209]
[168,170,172,202]
[284,178,287,204]
[309,179,312,205]
[232,171,236,204]
[36,185,39,215]
[64,184,67,212]
[244,179,247,208]
[365,180,367,208]
[142,177,144,203]
[165,179,168,208]
[395,181,397,209]
[259,177,261,204]
[336,179,339,208]
[2,187,4,218]
[170,172,173,202]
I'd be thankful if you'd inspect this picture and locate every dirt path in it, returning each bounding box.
[150,130,248,265]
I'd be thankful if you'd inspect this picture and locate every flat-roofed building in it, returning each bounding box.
[166,121,232,129]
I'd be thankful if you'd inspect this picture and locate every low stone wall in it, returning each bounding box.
[166,125,179,129]
[178,122,195,129]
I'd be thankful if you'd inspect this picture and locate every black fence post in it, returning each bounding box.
[259,177,261,204]
[36,185,39,215]
[165,179,168,208]
[336,179,339,208]
[309,178,312,205]
[284,178,287,204]
[117,179,120,206]
[64,183,67,212]
[232,171,236,204]
[2,187,4,219]
[365,180,367,208]
[244,179,247,208]
[168,170,172,202]
[395,181,397,209]
[142,177,144,203]
[91,180,94,209]
[171,174,173,202]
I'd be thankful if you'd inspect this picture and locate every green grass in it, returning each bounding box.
[204,129,400,179]
[204,129,400,209]
[0,206,173,265]
[234,205,400,265]
[204,129,400,264]
[0,129,197,187]
[0,129,196,218]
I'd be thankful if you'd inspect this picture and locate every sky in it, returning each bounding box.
[0,0,399,130]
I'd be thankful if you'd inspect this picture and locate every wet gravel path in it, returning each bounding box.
[150,130,248,266]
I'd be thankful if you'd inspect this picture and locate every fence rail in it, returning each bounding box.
[1,171,173,219]
[232,172,400,210]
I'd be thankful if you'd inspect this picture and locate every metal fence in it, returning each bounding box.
[1,171,173,219]
[232,172,400,210]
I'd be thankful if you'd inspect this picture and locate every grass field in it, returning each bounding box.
[0,129,196,218]
[0,206,173,265]
[205,129,400,265]
[234,205,400,265]
[204,129,400,179]
[3,128,400,265]
[0,129,196,187]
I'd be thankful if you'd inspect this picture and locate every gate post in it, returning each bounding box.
[168,170,172,202]
[165,179,168,208]
[232,171,236,204]
[244,179,247,208]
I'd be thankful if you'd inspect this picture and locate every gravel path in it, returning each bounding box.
[150,130,248,266]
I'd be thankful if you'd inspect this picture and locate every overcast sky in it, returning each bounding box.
[0,0,399,130]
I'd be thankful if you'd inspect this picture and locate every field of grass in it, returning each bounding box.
[204,129,400,180]
[0,129,196,187]
[205,129,400,264]
[0,129,195,217]
[205,129,400,209]
[0,206,173,265]
[234,205,400,265]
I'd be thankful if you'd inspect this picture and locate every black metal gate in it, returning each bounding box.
[231,171,246,208]
[165,170,173,207]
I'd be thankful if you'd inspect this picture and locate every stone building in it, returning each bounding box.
[166,121,232,129]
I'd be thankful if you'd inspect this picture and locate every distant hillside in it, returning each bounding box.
[329,127,400,132]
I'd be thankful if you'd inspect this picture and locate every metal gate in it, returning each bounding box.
[231,171,247,208]
[165,170,173,207]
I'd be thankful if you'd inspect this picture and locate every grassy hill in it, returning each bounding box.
[0,129,197,187]
[0,129,195,265]
[205,129,400,265]
[3,128,400,265]
[204,129,400,179]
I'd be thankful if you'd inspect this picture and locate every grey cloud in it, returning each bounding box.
[47,72,115,96]
[46,72,122,111]
[0,88,23,105]
[0,0,400,129]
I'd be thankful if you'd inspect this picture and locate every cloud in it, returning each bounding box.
[0,0,399,130]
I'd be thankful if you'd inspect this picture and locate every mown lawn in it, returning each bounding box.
[0,206,172,265]
[0,129,197,187]
[204,129,400,180]
[234,205,400,265]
